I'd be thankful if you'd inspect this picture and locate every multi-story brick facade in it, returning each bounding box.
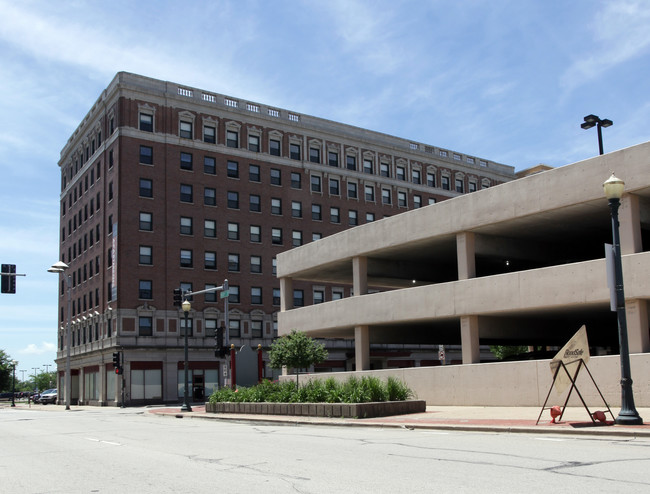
[55,72,515,406]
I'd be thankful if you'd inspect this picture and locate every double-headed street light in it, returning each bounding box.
[603,174,643,425]
[181,298,192,412]
[48,261,72,410]
[581,114,613,155]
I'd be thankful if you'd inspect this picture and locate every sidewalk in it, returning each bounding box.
[148,405,650,437]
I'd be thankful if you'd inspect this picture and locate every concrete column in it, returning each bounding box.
[625,299,650,353]
[353,256,368,296]
[456,232,476,280]
[354,325,370,371]
[78,368,85,405]
[98,364,105,406]
[280,277,293,312]
[460,315,480,364]
[620,194,642,255]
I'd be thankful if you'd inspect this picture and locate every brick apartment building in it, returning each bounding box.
[54,72,515,406]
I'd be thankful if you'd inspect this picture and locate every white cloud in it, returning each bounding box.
[19,342,57,356]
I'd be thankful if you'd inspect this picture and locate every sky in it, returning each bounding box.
[1,0,649,383]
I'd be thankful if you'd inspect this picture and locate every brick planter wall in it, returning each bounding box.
[205,400,426,418]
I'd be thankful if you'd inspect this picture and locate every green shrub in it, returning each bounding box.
[209,376,415,404]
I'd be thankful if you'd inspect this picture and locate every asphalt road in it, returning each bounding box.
[2,406,650,493]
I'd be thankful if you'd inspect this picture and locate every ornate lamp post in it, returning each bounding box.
[48,261,72,410]
[603,174,643,425]
[11,360,17,407]
[581,114,612,155]
[181,298,192,412]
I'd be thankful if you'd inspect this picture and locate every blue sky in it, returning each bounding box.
[1,0,649,382]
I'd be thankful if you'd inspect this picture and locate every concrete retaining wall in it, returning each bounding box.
[206,400,426,418]
[289,353,650,407]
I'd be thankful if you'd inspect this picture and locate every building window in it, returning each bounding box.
[249,194,261,212]
[272,258,277,275]
[412,170,421,184]
[366,212,375,222]
[270,168,281,185]
[454,153,461,161]
[271,198,282,215]
[227,222,239,240]
[292,230,303,247]
[139,280,152,299]
[251,320,263,338]
[180,121,192,139]
[271,228,282,245]
[380,163,390,177]
[203,125,216,143]
[180,317,193,337]
[349,210,358,226]
[139,246,152,265]
[140,145,153,165]
[180,184,193,203]
[248,135,260,152]
[204,219,216,238]
[205,318,217,336]
[313,289,324,304]
[204,156,216,175]
[180,249,193,268]
[413,195,422,208]
[344,155,355,171]
[293,289,304,307]
[139,316,153,336]
[180,282,193,302]
[251,287,262,305]
[442,176,450,190]
[226,130,238,148]
[227,160,239,178]
[204,187,216,206]
[455,178,464,193]
[398,191,407,207]
[269,139,281,156]
[229,318,240,337]
[332,289,344,300]
[249,164,260,182]
[205,286,217,303]
[363,159,373,174]
[273,288,281,306]
[311,204,322,221]
[469,181,477,192]
[328,151,339,167]
[290,143,301,160]
[228,286,240,304]
[139,113,153,132]
[291,201,302,218]
[291,172,301,189]
[180,152,192,170]
[250,225,261,243]
[108,182,113,201]
[250,255,262,273]
[309,147,320,163]
[427,172,436,187]
[347,182,358,199]
[311,175,321,193]
[204,251,217,270]
[330,207,340,224]
[440,150,448,157]
[396,166,406,181]
[329,178,340,196]
[382,188,391,205]
[139,212,152,231]
[429,198,437,205]
[365,185,375,202]
[227,191,239,209]
[180,216,193,235]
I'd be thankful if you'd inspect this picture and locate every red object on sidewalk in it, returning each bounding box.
[550,406,562,423]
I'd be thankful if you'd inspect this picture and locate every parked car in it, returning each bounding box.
[39,389,57,405]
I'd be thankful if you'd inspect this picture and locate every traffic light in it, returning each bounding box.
[173,288,182,307]
[1,264,16,294]
[112,352,122,375]
[215,327,226,357]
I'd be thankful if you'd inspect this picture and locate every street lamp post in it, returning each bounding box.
[603,174,644,425]
[48,261,72,410]
[11,360,17,407]
[181,298,192,412]
[581,114,613,155]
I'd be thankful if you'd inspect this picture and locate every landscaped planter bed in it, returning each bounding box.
[205,400,426,419]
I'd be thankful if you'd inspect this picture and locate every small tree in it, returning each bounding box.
[269,330,328,387]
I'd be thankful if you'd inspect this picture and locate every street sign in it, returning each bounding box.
[220,290,229,299]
